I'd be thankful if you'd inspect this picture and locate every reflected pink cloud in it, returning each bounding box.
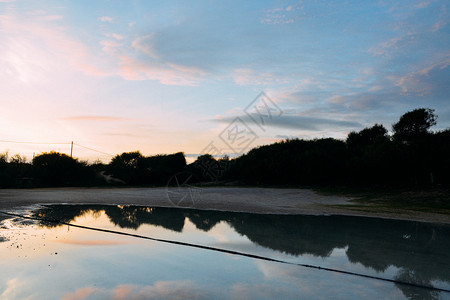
[54,239,134,246]
[63,281,210,300]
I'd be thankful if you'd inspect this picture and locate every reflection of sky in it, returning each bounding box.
[0,208,448,299]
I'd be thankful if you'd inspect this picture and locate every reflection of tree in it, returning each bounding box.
[32,205,450,297]
[395,269,441,300]
[226,214,346,257]
[105,206,185,231]
[187,211,222,231]
[34,205,185,232]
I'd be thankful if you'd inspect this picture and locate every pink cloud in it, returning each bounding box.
[36,15,64,21]
[0,13,109,80]
[394,57,450,95]
[1,11,209,87]
[62,287,98,300]
[414,1,431,9]
[99,16,114,23]
[111,33,124,40]
[369,37,402,56]
[62,116,132,122]
[233,68,282,86]
[117,54,206,86]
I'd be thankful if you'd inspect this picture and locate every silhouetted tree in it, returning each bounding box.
[227,138,347,185]
[137,152,186,185]
[346,124,394,184]
[107,151,143,184]
[107,151,186,185]
[110,151,143,168]
[32,151,94,186]
[347,124,388,148]
[189,154,228,181]
[1,108,449,188]
[9,154,26,164]
[0,151,8,163]
[392,108,437,143]
[428,129,450,184]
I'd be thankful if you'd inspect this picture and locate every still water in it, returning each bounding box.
[0,205,449,299]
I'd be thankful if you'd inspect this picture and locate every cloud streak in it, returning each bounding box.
[216,114,362,131]
[62,116,132,122]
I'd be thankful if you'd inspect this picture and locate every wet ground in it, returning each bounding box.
[1,187,449,224]
[1,204,449,299]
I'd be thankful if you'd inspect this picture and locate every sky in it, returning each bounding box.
[0,0,449,162]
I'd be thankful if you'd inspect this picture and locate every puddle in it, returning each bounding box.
[1,205,449,299]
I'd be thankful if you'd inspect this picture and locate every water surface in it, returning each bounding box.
[1,205,449,299]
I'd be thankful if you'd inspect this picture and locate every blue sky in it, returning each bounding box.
[0,0,449,161]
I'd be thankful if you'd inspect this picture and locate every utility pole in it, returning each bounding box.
[70,141,73,158]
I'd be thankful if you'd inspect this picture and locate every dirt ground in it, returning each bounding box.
[0,187,449,224]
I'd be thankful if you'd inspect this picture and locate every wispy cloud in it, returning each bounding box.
[394,57,450,95]
[111,33,124,40]
[113,34,208,85]
[261,3,305,25]
[216,114,361,131]
[62,116,132,122]
[369,34,417,57]
[99,16,114,23]
[36,14,63,21]
[0,13,109,81]
[233,68,276,86]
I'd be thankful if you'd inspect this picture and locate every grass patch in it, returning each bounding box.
[315,186,450,214]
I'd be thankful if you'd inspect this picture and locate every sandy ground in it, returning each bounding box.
[0,187,449,224]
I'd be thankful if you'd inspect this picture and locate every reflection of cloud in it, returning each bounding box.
[63,281,211,300]
[253,261,405,299]
[231,282,299,299]
[55,239,133,246]
[0,278,21,299]
[113,282,210,300]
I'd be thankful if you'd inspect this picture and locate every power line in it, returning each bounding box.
[0,140,114,158]
[0,140,71,145]
[0,210,449,295]
[74,143,114,157]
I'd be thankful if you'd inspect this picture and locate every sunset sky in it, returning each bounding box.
[1,0,449,162]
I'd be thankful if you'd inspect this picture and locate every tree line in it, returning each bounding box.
[0,108,449,188]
